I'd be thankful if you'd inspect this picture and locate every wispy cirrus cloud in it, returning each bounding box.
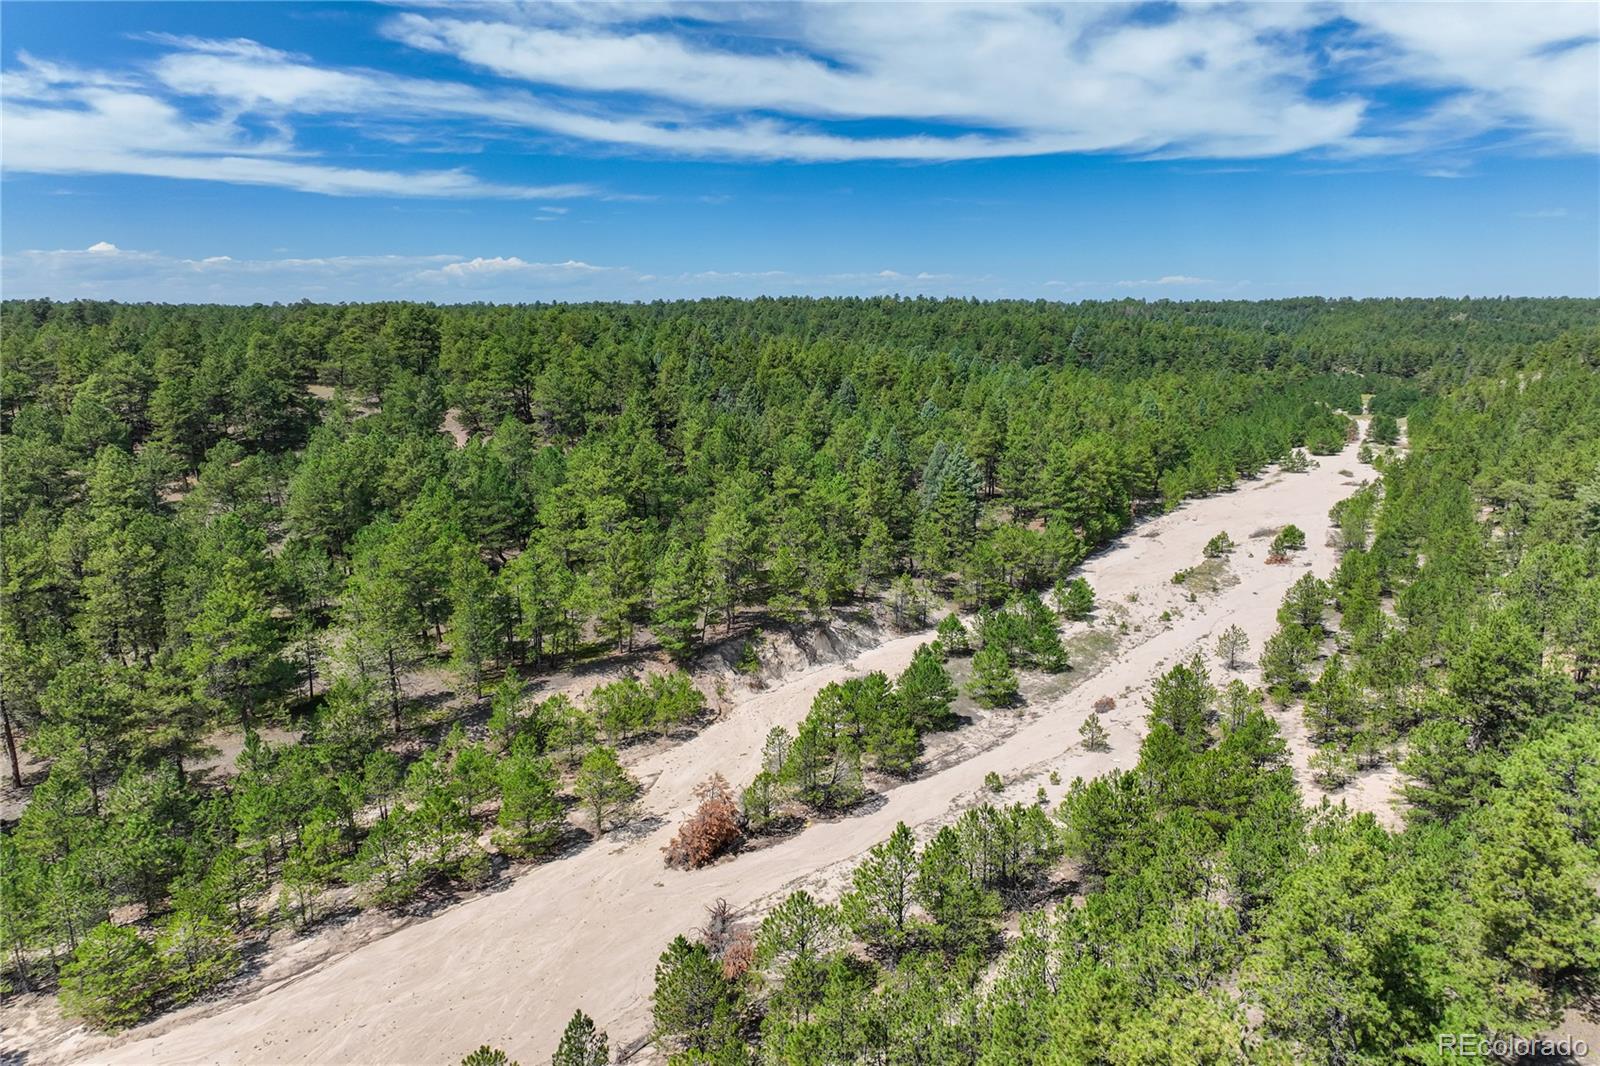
[1332,2,1599,153]
[0,49,596,200]
[383,3,1371,161]
[382,1,1596,160]
[0,3,1592,202]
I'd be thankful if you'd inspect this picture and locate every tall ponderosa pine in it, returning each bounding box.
[445,543,505,700]
[840,822,921,961]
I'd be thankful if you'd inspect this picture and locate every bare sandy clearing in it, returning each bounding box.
[33,435,1386,1066]
[442,408,470,447]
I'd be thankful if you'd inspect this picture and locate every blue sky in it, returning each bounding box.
[2,1,1596,303]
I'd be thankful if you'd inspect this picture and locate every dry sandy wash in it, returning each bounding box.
[29,432,1389,1066]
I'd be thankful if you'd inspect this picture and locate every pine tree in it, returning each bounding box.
[588,676,651,742]
[495,752,565,856]
[1471,786,1600,988]
[1215,624,1250,670]
[1079,712,1110,752]
[590,525,652,651]
[704,491,761,631]
[1261,624,1318,702]
[652,935,739,1054]
[1246,819,1437,1062]
[646,671,706,734]
[0,836,41,990]
[281,807,343,928]
[935,612,971,657]
[1144,655,1216,750]
[740,770,781,833]
[840,822,921,961]
[1304,655,1361,746]
[487,675,528,752]
[651,542,707,661]
[352,808,422,906]
[856,517,896,596]
[156,910,240,1005]
[503,541,580,666]
[35,662,128,811]
[60,922,160,1030]
[1278,573,1330,631]
[552,1009,609,1066]
[914,826,1000,955]
[918,442,982,571]
[756,891,844,977]
[197,845,264,929]
[446,543,505,700]
[968,644,1019,708]
[573,746,639,837]
[784,709,864,811]
[1056,577,1096,621]
[1448,608,1558,747]
[1367,413,1400,445]
[1269,524,1307,555]
[450,738,499,816]
[1308,746,1356,789]
[345,522,425,733]
[182,521,292,728]
[1203,531,1236,558]
[384,482,465,640]
[896,643,957,733]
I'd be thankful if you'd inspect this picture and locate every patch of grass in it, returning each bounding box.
[1065,628,1118,672]
[1024,628,1120,704]
[1170,558,1239,595]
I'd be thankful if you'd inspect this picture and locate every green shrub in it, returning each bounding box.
[60,923,160,1030]
[1270,524,1307,554]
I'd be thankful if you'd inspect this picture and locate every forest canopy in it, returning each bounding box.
[1,295,1597,1056]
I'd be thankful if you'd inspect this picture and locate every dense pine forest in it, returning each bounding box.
[637,332,1600,1066]
[1,296,1597,1063]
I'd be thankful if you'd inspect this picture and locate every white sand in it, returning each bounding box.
[37,433,1387,1066]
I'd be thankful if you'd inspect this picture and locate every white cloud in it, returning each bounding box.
[134,33,304,63]
[1337,2,1599,152]
[1115,275,1215,287]
[0,3,1590,205]
[1046,274,1243,297]
[421,256,611,282]
[0,243,1006,302]
[380,4,1367,160]
[378,2,1595,160]
[0,52,597,199]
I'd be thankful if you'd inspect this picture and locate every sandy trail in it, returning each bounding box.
[46,435,1381,1066]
